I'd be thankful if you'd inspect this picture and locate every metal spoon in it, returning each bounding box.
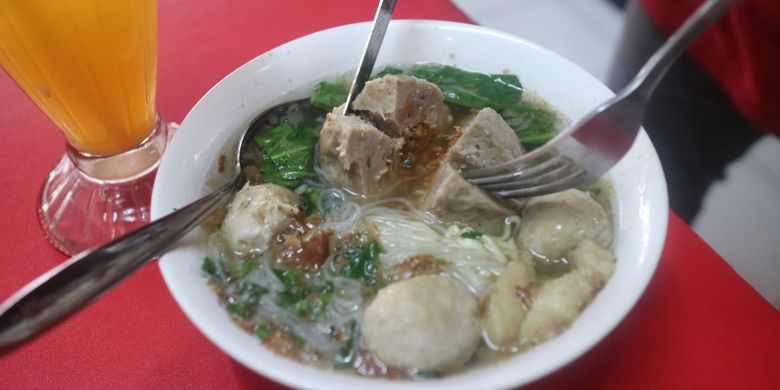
[0,0,396,353]
[343,0,397,114]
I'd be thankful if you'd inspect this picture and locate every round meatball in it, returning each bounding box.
[520,189,612,259]
[221,183,300,254]
[361,275,480,372]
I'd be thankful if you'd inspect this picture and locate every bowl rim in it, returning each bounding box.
[151,19,668,390]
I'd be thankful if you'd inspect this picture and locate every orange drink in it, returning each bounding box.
[0,0,157,156]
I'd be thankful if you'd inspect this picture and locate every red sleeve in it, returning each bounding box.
[640,0,780,136]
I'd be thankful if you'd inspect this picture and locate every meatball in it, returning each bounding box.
[483,252,535,347]
[520,189,612,259]
[361,275,480,372]
[518,239,616,344]
[221,183,300,254]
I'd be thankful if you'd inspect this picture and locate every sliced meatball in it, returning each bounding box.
[352,75,449,137]
[423,164,515,235]
[520,189,612,259]
[318,112,399,195]
[483,251,535,347]
[518,239,615,344]
[361,275,480,372]
[447,107,525,170]
[221,183,300,254]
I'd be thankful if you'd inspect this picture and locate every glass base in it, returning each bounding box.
[38,119,176,255]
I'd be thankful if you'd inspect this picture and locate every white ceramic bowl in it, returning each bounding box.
[151,20,668,390]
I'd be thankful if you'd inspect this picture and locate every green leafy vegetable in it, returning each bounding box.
[310,81,348,109]
[333,235,383,287]
[413,369,442,379]
[240,259,260,277]
[499,103,557,149]
[272,268,334,320]
[256,325,271,341]
[226,281,269,318]
[290,331,306,346]
[254,119,319,188]
[201,256,217,276]
[460,231,483,239]
[407,64,523,109]
[272,268,304,289]
[300,186,323,214]
[372,66,404,79]
[223,258,258,279]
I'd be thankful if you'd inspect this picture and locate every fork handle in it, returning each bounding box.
[627,0,744,98]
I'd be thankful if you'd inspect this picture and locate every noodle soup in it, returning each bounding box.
[200,65,615,379]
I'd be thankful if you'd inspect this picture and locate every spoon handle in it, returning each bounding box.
[0,175,244,353]
[343,0,398,115]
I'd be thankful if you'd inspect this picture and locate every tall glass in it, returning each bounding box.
[0,0,169,255]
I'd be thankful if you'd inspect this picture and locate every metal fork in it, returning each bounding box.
[464,0,743,198]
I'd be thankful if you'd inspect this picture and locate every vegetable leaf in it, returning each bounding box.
[272,268,334,320]
[499,103,558,150]
[254,119,319,188]
[460,231,483,239]
[201,256,217,276]
[240,259,260,277]
[407,64,523,110]
[334,235,383,287]
[414,369,442,379]
[256,325,271,341]
[300,186,322,214]
[225,281,269,318]
[272,268,304,290]
[371,66,404,79]
[310,81,347,109]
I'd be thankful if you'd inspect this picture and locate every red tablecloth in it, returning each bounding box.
[1,1,778,389]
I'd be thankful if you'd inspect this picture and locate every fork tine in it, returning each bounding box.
[461,145,554,179]
[495,167,586,198]
[468,154,566,185]
[481,159,581,190]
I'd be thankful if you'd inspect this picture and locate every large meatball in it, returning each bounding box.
[361,275,480,372]
[221,183,300,254]
[520,189,612,259]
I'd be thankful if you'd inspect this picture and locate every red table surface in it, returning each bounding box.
[1,0,778,388]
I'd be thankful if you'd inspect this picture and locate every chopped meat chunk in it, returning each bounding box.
[361,275,480,372]
[221,183,300,254]
[318,112,399,195]
[447,107,524,170]
[423,164,514,235]
[352,75,449,137]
